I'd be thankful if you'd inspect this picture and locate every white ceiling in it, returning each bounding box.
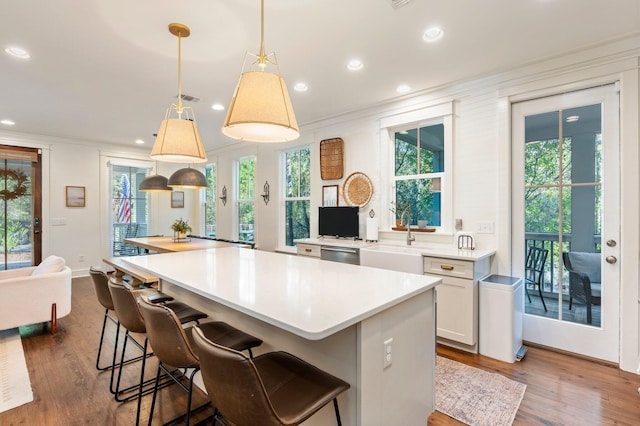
[1,0,638,151]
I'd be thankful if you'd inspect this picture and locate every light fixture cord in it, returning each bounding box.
[258,0,267,67]
[177,29,183,115]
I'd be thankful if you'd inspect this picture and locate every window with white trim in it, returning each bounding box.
[237,156,255,242]
[283,146,310,246]
[204,163,216,237]
[393,123,443,227]
[382,102,453,231]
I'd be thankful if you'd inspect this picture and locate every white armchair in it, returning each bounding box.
[0,256,72,333]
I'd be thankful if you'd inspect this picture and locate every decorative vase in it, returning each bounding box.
[174,231,187,241]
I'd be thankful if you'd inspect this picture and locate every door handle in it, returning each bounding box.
[606,240,617,247]
[605,256,617,264]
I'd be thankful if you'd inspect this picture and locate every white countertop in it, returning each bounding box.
[296,238,495,261]
[360,244,495,261]
[123,247,440,340]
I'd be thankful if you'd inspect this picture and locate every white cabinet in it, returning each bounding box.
[296,243,321,258]
[424,255,490,353]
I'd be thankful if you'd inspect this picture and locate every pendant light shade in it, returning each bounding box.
[139,174,173,192]
[151,116,206,163]
[150,23,207,163]
[168,166,207,189]
[222,71,299,142]
[222,0,299,143]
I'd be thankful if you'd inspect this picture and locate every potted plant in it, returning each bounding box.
[389,200,408,227]
[171,218,191,240]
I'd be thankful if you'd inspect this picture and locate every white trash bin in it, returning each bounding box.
[479,274,526,363]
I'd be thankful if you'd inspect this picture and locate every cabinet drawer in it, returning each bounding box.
[423,256,474,279]
[297,244,321,257]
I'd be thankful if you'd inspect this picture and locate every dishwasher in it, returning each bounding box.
[320,246,360,265]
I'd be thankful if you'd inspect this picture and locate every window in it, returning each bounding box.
[283,147,311,246]
[204,163,217,238]
[392,123,444,227]
[111,165,148,256]
[237,156,255,243]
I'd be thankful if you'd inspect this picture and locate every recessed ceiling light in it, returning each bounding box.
[5,46,31,59]
[422,27,444,42]
[347,59,364,71]
[566,115,580,122]
[1,119,15,126]
[135,139,145,144]
[211,103,225,111]
[396,84,411,93]
[294,82,308,92]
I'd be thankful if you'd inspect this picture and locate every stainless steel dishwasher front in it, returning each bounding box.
[320,246,360,265]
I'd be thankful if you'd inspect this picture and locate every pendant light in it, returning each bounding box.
[168,165,207,189]
[151,23,207,163]
[222,0,299,143]
[139,162,173,192]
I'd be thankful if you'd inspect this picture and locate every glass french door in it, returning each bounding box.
[0,145,42,270]
[512,85,620,362]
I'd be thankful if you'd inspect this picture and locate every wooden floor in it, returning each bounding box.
[1,277,639,425]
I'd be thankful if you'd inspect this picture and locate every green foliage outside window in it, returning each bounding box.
[0,163,32,255]
[285,148,310,246]
[393,124,443,227]
[238,157,255,242]
[205,164,216,237]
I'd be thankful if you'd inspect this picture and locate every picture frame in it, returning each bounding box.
[66,186,85,207]
[171,191,184,208]
[322,185,339,206]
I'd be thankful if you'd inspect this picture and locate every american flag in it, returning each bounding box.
[117,174,131,223]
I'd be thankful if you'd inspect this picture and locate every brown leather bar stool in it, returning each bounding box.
[192,326,351,426]
[89,267,173,374]
[107,280,207,426]
[139,297,263,426]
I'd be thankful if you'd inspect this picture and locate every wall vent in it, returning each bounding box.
[177,94,200,102]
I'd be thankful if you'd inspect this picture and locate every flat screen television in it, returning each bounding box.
[318,206,359,238]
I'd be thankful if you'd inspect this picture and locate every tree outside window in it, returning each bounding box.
[393,124,443,227]
[284,147,310,246]
[205,164,216,237]
[237,157,255,242]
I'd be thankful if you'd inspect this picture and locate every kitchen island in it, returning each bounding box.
[123,246,440,426]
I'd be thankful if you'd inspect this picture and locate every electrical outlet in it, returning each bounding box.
[477,221,494,234]
[78,255,85,262]
[383,338,393,369]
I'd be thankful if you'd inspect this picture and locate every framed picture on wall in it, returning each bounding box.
[322,185,339,206]
[66,186,86,207]
[171,191,184,208]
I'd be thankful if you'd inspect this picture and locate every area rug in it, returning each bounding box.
[436,356,526,426]
[0,328,33,413]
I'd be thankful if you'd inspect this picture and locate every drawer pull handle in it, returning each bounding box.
[305,248,312,253]
[440,265,454,271]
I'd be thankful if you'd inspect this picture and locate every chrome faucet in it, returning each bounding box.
[400,207,415,246]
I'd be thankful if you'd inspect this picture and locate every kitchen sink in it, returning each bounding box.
[360,245,425,275]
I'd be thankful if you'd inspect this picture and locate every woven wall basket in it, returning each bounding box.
[342,171,373,208]
[320,138,344,180]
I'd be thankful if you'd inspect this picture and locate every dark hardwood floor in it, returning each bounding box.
[1,277,639,425]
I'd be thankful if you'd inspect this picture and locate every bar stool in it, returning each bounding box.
[107,280,207,426]
[139,297,263,426]
[192,326,351,426]
[89,267,172,374]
